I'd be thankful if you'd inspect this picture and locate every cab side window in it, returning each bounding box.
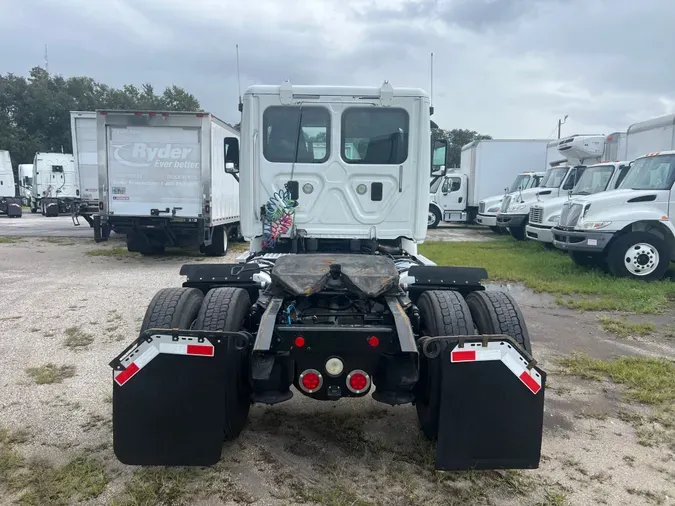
[614,165,630,188]
[443,177,461,193]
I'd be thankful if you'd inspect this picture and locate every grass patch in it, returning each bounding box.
[599,317,655,338]
[63,326,94,349]
[41,237,76,246]
[86,247,131,257]
[420,238,675,313]
[110,467,205,506]
[25,364,76,384]
[0,237,24,244]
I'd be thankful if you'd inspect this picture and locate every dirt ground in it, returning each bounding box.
[1,237,674,506]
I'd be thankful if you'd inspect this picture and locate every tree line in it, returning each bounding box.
[0,67,490,178]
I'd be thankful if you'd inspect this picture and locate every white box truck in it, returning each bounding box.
[30,152,79,216]
[94,110,240,256]
[70,111,99,226]
[428,139,551,227]
[552,114,675,280]
[17,163,33,205]
[0,150,22,217]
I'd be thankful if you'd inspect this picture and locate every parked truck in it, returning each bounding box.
[94,110,240,256]
[18,163,33,205]
[496,133,625,239]
[525,161,631,245]
[110,82,546,471]
[0,150,22,218]
[428,139,551,227]
[552,114,675,279]
[30,152,79,216]
[70,111,99,226]
[473,171,545,232]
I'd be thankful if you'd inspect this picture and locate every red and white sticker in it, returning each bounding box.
[114,334,214,386]
[450,341,542,394]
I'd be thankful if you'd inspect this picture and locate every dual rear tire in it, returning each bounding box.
[139,286,251,440]
[415,289,531,439]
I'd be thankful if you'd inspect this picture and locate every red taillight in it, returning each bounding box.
[294,336,305,348]
[196,113,205,118]
[134,112,143,116]
[346,370,370,394]
[368,336,379,348]
[99,111,108,115]
[299,369,322,393]
[149,112,157,117]
[162,112,169,117]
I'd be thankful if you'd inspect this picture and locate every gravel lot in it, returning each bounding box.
[1,234,675,505]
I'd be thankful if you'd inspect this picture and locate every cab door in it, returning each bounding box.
[438,175,467,212]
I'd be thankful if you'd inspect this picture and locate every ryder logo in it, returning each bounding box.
[112,143,200,169]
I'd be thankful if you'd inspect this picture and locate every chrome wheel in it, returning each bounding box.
[624,243,659,276]
[427,211,436,226]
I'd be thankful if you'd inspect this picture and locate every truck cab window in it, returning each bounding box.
[614,165,630,188]
[443,177,461,193]
[263,106,330,163]
[563,167,584,190]
[341,108,409,164]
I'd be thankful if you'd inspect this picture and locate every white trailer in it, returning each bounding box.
[30,152,79,216]
[0,150,22,217]
[428,139,551,226]
[70,111,99,226]
[18,164,33,204]
[94,110,240,256]
[625,114,675,161]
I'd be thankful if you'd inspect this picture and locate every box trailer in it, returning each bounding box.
[429,139,551,225]
[70,111,99,226]
[625,114,675,161]
[0,150,22,217]
[94,110,240,256]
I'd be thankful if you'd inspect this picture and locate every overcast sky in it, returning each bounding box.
[2,0,673,138]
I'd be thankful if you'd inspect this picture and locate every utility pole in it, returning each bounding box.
[557,114,568,139]
[44,44,49,73]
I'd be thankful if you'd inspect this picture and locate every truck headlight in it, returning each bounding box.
[487,206,500,213]
[579,221,611,230]
[547,214,560,223]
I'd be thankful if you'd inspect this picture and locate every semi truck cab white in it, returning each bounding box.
[526,162,631,244]
[474,171,545,232]
[109,83,546,472]
[553,151,675,279]
[30,152,79,216]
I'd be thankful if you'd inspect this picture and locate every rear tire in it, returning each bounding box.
[415,290,475,439]
[193,287,251,441]
[465,291,531,354]
[428,206,441,229]
[204,225,228,256]
[139,288,203,336]
[490,226,503,234]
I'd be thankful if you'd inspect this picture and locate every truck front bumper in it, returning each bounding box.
[496,213,527,229]
[475,214,497,227]
[551,228,614,253]
[525,224,553,243]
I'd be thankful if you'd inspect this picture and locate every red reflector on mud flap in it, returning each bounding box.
[450,350,476,362]
[114,362,139,386]
[187,344,215,356]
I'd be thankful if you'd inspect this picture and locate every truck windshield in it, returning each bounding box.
[509,174,531,192]
[619,155,675,191]
[539,167,568,188]
[572,165,614,195]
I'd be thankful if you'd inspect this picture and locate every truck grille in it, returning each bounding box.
[479,202,485,214]
[529,206,543,225]
[500,196,512,213]
[559,203,583,228]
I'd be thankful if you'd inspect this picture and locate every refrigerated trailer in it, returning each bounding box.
[70,111,99,226]
[94,111,240,256]
[0,150,22,217]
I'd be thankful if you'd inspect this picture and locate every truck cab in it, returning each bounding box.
[30,152,79,216]
[474,171,545,231]
[553,151,675,279]
[526,162,631,244]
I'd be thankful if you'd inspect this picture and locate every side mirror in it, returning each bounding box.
[224,137,240,174]
[432,139,448,176]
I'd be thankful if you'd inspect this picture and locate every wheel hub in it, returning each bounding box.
[624,243,659,276]
[428,212,435,226]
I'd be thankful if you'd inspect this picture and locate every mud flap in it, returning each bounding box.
[110,329,248,466]
[432,337,546,470]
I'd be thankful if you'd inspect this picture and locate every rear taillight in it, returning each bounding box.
[346,370,370,394]
[299,369,323,393]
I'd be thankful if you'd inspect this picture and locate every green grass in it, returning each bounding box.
[63,326,94,349]
[110,468,204,506]
[86,247,131,257]
[420,238,675,313]
[0,237,24,244]
[599,317,655,338]
[25,364,76,385]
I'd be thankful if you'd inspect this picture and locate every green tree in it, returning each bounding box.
[0,67,202,180]
[432,125,492,167]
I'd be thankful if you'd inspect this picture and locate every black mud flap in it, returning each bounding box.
[110,329,248,466]
[431,336,546,470]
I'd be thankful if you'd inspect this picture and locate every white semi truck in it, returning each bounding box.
[18,163,33,205]
[428,139,551,227]
[93,110,240,256]
[109,82,546,472]
[525,161,631,244]
[0,150,22,218]
[552,114,675,279]
[30,152,79,216]
[474,171,545,232]
[70,111,99,226]
[496,133,625,239]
